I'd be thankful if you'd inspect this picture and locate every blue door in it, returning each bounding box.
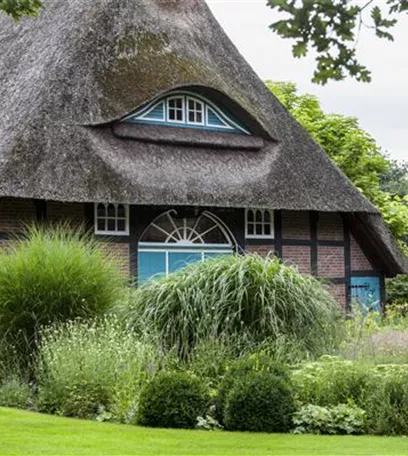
[350,276,382,312]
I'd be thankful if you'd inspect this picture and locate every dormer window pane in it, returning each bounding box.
[168,97,184,122]
[187,98,203,124]
[107,203,115,217]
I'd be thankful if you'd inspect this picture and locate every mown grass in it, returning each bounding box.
[1,408,407,456]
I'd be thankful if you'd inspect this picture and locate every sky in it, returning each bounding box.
[207,0,408,163]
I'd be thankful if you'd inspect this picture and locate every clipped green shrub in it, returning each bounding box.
[293,403,366,435]
[138,372,210,429]
[215,355,290,423]
[0,225,126,362]
[293,356,369,407]
[223,370,295,433]
[0,376,32,409]
[37,317,158,422]
[127,255,343,357]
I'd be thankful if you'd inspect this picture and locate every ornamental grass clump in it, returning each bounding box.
[126,254,343,357]
[0,224,127,362]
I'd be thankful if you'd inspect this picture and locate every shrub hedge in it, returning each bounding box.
[138,372,210,429]
[224,371,295,433]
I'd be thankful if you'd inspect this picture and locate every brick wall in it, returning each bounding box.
[98,241,130,277]
[318,246,345,278]
[282,245,311,274]
[47,201,86,224]
[0,198,36,232]
[245,244,275,256]
[351,235,373,271]
[326,283,347,309]
[282,211,310,240]
[318,212,344,241]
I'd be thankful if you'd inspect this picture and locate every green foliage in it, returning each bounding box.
[267,0,408,84]
[223,371,295,433]
[293,403,366,435]
[137,372,210,429]
[387,275,408,305]
[267,81,408,250]
[127,255,343,358]
[0,0,42,20]
[362,364,408,435]
[215,356,290,424]
[37,317,158,422]
[293,356,369,407]
[0,225,126,363]
[293,356,408,435]
[0,376,32,409]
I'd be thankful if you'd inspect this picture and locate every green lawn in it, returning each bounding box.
[1,408,407,456]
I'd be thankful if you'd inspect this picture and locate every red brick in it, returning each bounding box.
[47,201,86,224]
[246,244,275,257]
[318,212,344,241]
[282,211,310,240]
[350,236,373,271]
[282,245,311,274]
[326,283,347,310]
[318,246,344,278]
[0,197,36,232]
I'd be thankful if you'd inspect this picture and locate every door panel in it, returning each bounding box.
[350,276,381,312]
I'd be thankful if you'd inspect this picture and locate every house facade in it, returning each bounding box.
[0,0,406,311]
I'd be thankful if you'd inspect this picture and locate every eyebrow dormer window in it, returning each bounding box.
[168,97,184,123]
[124,91,250,135]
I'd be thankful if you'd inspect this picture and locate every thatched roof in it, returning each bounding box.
[0,0,406,273]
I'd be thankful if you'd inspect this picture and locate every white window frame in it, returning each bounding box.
[245,208,274,239]
[186,96,205,126]
[94,203,130,236]
[166,95,185,124]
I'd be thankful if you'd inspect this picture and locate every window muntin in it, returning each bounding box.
[245,209,274,239]
[95,203,129,235]
[187,97,204,125]
[167,97,184,123]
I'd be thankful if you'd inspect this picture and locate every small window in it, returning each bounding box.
[245,209,274,239]
[167,97,184,123]
[95,203,129,235]
[187,97,204,125]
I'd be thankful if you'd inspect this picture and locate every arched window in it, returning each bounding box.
[138,211,236,283]
[94,203,129,235]
[245,208,274,239]
[123,91,249,135]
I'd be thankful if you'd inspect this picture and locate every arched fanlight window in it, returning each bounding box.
[139,211,233,246]
[245,208,274,239]
[94,203,129,235]
[138,211,236,283]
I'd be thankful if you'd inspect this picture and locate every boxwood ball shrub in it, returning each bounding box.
[0,225,126,362]
[223,370,295,433]
[215,356,290,424]
[138,372,210,429]
[127,255,343,357]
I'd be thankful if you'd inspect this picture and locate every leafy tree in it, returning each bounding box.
[0,0,42,21]
[267,0,408,84]
[267,81,408,250]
